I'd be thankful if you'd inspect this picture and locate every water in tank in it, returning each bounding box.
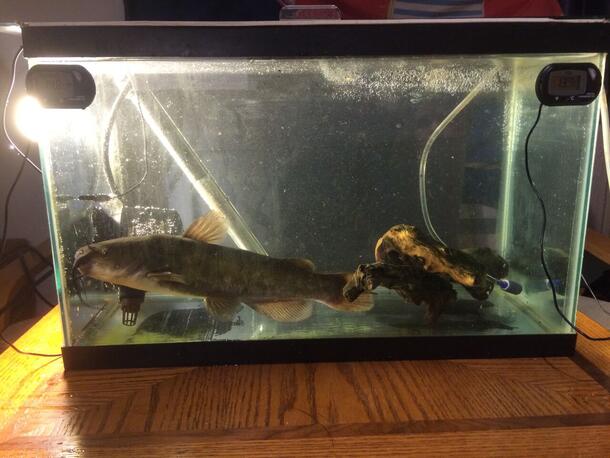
[21,21,607,366]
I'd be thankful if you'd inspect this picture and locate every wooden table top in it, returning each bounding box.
[585,228,610,265]
[0,307,609,457]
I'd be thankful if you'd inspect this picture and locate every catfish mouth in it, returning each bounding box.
[71,245,104,306]
[73,245,95,276]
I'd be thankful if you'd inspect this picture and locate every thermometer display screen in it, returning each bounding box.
[547,70,587,96]
[537,64,600,106]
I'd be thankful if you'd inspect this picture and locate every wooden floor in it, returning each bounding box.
[0,307,609,457]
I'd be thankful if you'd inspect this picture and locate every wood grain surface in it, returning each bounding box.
[0,307,609,457]
[585,228,610,265]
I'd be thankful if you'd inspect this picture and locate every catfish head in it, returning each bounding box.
[73,238,141,285]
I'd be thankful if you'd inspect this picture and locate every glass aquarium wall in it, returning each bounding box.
[34,53,604,347]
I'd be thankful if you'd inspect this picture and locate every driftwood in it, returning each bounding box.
[343,262,457,322]
[343,224,510,322]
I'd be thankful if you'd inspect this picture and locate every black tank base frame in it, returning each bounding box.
[62,333,576,370]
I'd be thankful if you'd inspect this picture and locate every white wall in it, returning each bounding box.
[0,0,124,22]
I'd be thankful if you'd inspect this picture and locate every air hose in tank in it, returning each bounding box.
[101,77,149,201]
[418,68,523,295]
[418,72,494,246]
[68,77,149,203]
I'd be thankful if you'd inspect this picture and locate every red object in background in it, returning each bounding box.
[292,0,390,19]
[484,0,563,17]
[290,0,563,19]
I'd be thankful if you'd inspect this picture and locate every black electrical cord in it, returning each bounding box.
[581,274,610,317]
[72,77,149,203]
[0,159,60,357]
[0,332,61,358]
[0,242,52,268]
[1,49,150,358]
[101,77,149,201]
[101,81,131,197]
[113,77,149,199]
[0,247,60,357]
[525,102,610,341]
[1,47,61,358]
[0,147,28,262]
[0,142,55,309]
[0,267,53,319]
[2,46,41,173]
[5,47,149,205]
[18,257,55,308]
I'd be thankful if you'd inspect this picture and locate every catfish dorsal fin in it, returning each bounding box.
[183,210,228,244]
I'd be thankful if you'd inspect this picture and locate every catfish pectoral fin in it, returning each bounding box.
[204,296,241,322]
[249,300,313,322]
[146,271,188,285]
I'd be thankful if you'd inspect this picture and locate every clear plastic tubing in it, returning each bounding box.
[417,69,522,295]
[418,69,497,247]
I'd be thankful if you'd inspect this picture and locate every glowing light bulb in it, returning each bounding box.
[15,95,45,142]
[0,25,21,35]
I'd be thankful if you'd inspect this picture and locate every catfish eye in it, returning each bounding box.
[88,244,108,256]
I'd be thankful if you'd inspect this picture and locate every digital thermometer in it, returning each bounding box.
[536,63,602,106]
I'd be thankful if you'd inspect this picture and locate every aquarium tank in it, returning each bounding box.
[21,20,609,369]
